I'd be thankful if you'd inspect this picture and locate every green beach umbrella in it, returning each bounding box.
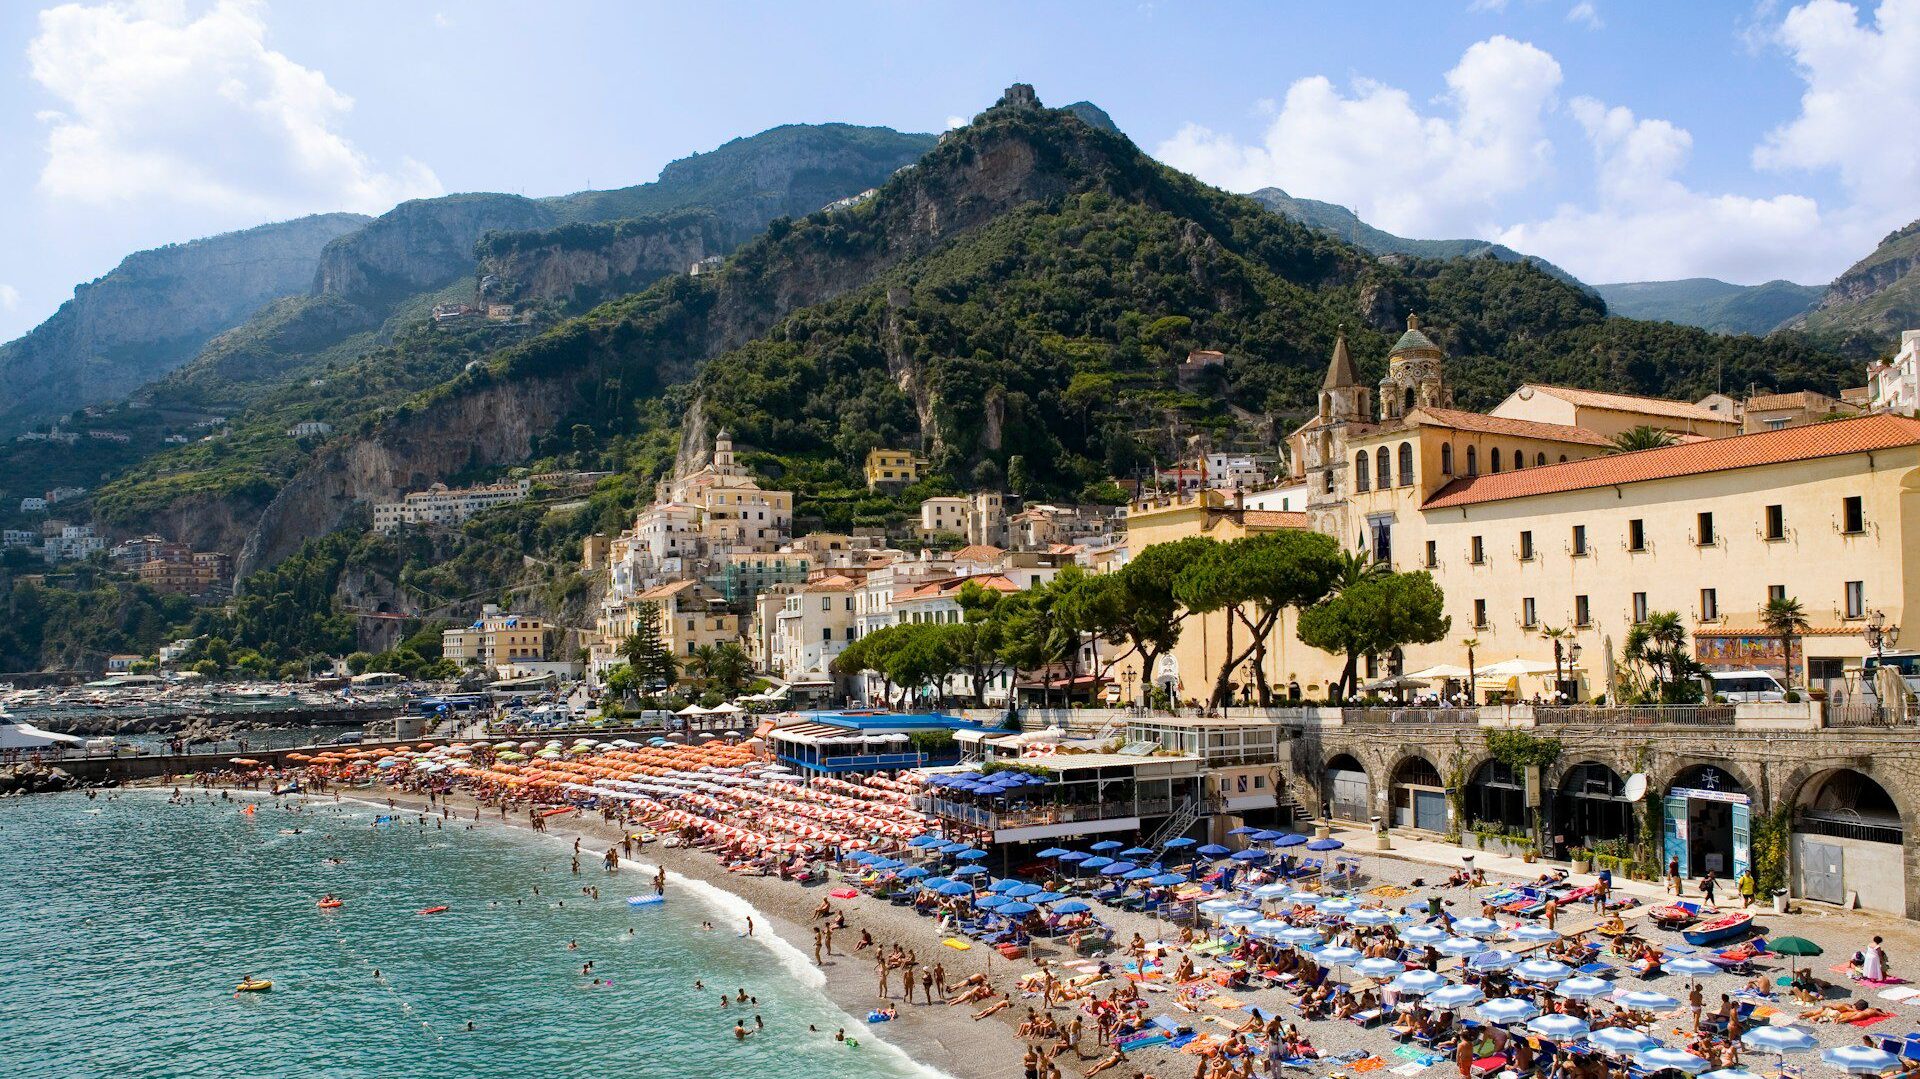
[1768,936,1823,976]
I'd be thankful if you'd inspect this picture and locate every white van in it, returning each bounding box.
[1704,670,1787,703]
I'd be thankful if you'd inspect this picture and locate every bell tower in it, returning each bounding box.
[1378,314,1451,421]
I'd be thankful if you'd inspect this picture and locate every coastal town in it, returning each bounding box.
[8,7,1920,1078]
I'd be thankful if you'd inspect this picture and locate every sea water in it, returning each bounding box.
[0,791,936,1078]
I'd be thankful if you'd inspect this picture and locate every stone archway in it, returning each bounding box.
[1325,752,1372,823]
[1661,763,1755,881]
[1387,752,1447,833]
[1783,765,1909,916]
[1463,756,1528,833]
[1551,760,1636,859]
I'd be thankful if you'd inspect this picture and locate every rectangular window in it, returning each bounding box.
[1519,531,1535,561]
[1632,592,1649,623]
[1522,597,1538,627]
[1765,504,1785,541]
[1769,584,1786,603]
[1697,511,1715,546]
[820,597,830,611]
[821,627,832,641]
[1470,536,1485,565]
[1700,588,1718,620]
[1571,525,1588,557]
[1628,519,1646,551]
[1574,594,1591,627]
[1843,496,1865,534]
[1846,580,1866,619]
[1473,599,1488,629]
[1424,540,1437,569]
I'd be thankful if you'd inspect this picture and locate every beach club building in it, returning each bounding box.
[764,712,980,777]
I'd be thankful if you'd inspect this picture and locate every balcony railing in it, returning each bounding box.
[1534,705,1734,727]
[1343,707,1479,726]
[915,795,1172,830]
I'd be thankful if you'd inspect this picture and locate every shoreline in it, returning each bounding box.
[317,784,1030,1079]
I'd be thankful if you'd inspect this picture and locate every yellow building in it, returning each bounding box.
[443,605,550,667]
[1489,384,1741,441]
[639,580,740,658]
[864,448,923,489]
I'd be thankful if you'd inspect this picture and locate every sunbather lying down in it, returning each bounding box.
[1803,999,1893,1023]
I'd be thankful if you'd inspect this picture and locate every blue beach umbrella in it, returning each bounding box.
[1823,1047,1903,1075]
[1100,861,1137,876]
[1742,1027,1819,1056]
[1222,909,1262,926]
[1198,898,1242,915]
[1477,997,1540,1024]
[1558,975,1613,999]
[1391,970,1450,996]
[1059,851,1090,863]
[975,894,1008,909]
[1510,924,1561,943]
[1438,937,1489,958]
[921,876,953,889]
[1636,1048,1710,1074]
[1148,873,1187,887]
[1279,926,1324,946]
[1427,984,1485,1010]
[988,878,1023,893]
[1006,883,1044,898]
[955,849,987,861]
[1272,833,1310,847]
[1286,891,1323,906]
[1121,846,1154,858]
[1316,945,1363,967]
[1250,830,1285,842]
[1081,856,1114,870]
[1037,847,1072,859]
[1515,958,1574,982]
[908,835,942,848]
[1667,956,1721,980]
[1702,1070,1763,1079]
[1228,826,1262,836]
[937,842,969,853]
[1252,883,1293,900]
[847,851,876,863]
[1163,837,1197,849]
[1467,949,1521,973]
[997,901,1038,916]
[1617,991,1683,1013]
[1453,916,1502,937]
[1122,867,1158,881]
[1317,897,1358,915]
[953,865,988,878]
[1306,838,1344,852]
[897,867,929,880]
[1196,844,1232,857]
[1090,840,1123,851]
[1590,1028,1661,1055]
[1252,918,1291,936]
[1031,891,1067,903]
[1347,909,1395,928]
[1053,900,1091,914]
[933,881,974,896]
[1527,1014,1590,1040]
[1230,849,1268,862]
[1401,924,1448,945]
[1353,957,1404,980]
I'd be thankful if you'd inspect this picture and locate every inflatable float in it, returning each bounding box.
[417,905,449,916]
[235,979,273,992]
[316,898,343,909]
[627,895,665,907]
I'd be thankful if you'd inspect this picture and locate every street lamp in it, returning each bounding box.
[1865,610,1900,663]
[1122,667,1136,713]
[1564,641,1583,703]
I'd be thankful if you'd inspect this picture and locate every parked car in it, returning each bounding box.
[1703,670,1787,702]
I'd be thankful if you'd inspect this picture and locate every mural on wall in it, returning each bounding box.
[1696,634,1797,670]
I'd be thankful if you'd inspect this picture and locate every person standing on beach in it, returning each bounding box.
[1700,870,1718,907]
[876,953,890,1000]
[744,915,753,937]
[921,968,934,1004]
[933,963,946,1000]
[1737,868,1756,909]
[1667,856,1683,895]
[823,924,835,955]
[813,928,823,966]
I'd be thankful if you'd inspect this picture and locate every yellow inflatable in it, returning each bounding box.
[235,979,273,992]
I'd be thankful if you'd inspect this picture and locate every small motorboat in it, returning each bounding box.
[1683,911,1754,946]
[235,979,274,992]
[417,905,449,916]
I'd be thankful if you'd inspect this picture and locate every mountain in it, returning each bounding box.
[1795,219,1920,343]
[1593,278,1823,336]
[1247,187,1584,287]
[1060,101,1120,134]
[210,85,1857,576]
[0,213,369,434]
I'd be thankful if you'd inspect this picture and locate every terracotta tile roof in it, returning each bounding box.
[898,573,1019,600]
[950,544,1005,563]
[1411,406,1613,447]
[803,574,860,592]
[1423,412,1920,509]
[1522,384,1731,424]
[1746,391,1819,411]
[1241,510,1308,529]
[638,579,701,599]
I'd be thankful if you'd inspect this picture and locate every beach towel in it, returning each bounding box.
[1352,1057,1389,1073]
[1395,1046,1447,1065]
[1212,995,1247,1009]
[1182,1034,1224,1055]
[1390,1064,1432,1075]
[1169,1033,1199,1049]
[1877,986,1920,1002]
[1861,976,1909,988]
[1849,1015,1895,1028]
[829,888,859,899]
[1118,1033,1171,1052]
[941,938,971,950]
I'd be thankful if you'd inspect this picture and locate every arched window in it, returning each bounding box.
[1513,451,1524,471]
[1404,385,1416,414]
[1376,446,1392,489]
[1559,454,1567,463]
[1441,443,1454,476]
[1491,448,1503,473]
[1398,442,1414,487]
[1466,446,1478,475]
[1536,452,1547,467]
[1354,452,1370,492]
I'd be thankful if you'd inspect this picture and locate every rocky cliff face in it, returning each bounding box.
[234,94,1242,572]
[312,193,557,308]
[0,212,369,433]
[1798,219,1920,341]
[478,212,739,309]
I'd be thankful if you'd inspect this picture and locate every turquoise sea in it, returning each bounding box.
[0,791,936,1079]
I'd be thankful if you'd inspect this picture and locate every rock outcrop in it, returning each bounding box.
[0,764,78,795]
[0,212,369,433]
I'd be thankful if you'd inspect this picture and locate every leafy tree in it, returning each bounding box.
[1610,425,1676,452]
[1760,596,1811,689]
[345,651,374,675]
[1083,536,1215,706]
[1622,611,1703,703]
[621,601,679,689]
[1173,531,1344,706]
[1297,571,1451,699]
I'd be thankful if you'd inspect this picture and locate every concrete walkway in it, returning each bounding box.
[1316,819,1682,907]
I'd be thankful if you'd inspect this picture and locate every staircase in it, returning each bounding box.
[1146,795,1202,858]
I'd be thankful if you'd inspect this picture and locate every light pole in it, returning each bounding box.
[1865,611,1900,715]
[1122,667,1136,713]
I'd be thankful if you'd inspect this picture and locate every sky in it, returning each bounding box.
[2,0,1917,342]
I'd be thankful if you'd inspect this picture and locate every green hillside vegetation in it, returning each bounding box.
[1594,277,1822,335]
[1800,219,1920,343]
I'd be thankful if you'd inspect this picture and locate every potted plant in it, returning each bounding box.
[1569,847,1591,875]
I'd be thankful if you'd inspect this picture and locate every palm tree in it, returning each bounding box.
[1624,611,1698,702]
[1760,596,1812,690]
[1461,637,1480,707]
[1609,425,1676,453]
[1539,625,1575,701]
[1332,547,1390,592]
[685,644,720,691]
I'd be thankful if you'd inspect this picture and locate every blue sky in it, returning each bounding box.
[2,0,1916,341]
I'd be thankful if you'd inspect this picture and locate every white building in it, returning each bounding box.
[772,575,860,679]
[17,498,45,513]
[43,524,104,563]
[1204,452,1269,490]
[1242,480,1311,512]
[2,529,36,548]
[373,478,532,532]
[46,486,86,504]
[1869,330,1920,417]
[287,421,333,437]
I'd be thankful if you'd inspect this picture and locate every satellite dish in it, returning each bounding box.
[1621,773,1649,802]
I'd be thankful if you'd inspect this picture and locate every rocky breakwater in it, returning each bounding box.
[0,764,79,795]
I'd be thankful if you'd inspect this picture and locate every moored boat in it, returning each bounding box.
[1682,910,1753,945]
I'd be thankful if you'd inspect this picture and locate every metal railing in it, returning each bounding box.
[1823,703,1912,728]
[915,795,1171,830]
[1534,705,1735,727]
[1343,707,1479,726]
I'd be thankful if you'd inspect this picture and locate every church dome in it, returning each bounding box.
[1389,314,1443,358]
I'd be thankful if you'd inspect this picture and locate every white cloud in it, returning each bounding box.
[1156,36,1562,237]
[29,0,440,218]
[0,284,19,311]
[1755,0,1920,231]
[1567,2,1603,29]
[1493,97,1832,282]
[945,115,967,130]
[1468,0,1512,11]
